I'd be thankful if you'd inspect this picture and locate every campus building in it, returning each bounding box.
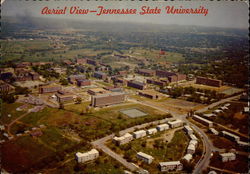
[75,149,99,163]
[133,130,147,139]
[137,69,155,76]
[156,70,186,83]
[146,79,167,87]
[184,125,193,135]
[113,133,133,145]
[39,84,62,94]
[127,80,146,90]
[147,128,158,135]
[93,71,107,80]
[136,152,154,164]
[156,124,169,131]
[77,79,91,87]
[193,115,213,127]
[55,90,74,103]
[68,75,86,84]
[168,119,183,128]
[221,131,240,142]
[159,161,183,172]
[220,153,236,162]
[138,90,160,99]
[91,92,125,107]
[196,76,222,87]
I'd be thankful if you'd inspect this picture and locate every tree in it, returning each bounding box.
[59,102,64,109]
[75,97,82,104]
[59,78,68,86]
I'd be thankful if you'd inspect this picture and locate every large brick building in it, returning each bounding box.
[156,70,186,83]
[137,69,155,76]
[127,80,146,90]
[39,84,62,94]
[196,76,222,87]
[68,75,86,84]
[86,59,99,66]
[0,80,13,93]
[91,92,125,107]
[55,90,74,103]
[138,90,160,99]
[146,79,167,87]
[93,71,107,80]
[77,79,91,87]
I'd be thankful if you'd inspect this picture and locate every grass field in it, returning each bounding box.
[0,102,29,125]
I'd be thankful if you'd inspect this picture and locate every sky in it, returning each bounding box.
[2,0,249,29]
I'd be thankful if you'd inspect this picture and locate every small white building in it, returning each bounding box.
[147,128,158,135]
[224,103,230,107]
[159,161,183,172]
[193,115,213,127]
[156,124,169,131]
[75,149,99,163]
[189,134,198,141]
[168,119,183,128]
[136,152,154,164]
[213,109,223,114]
[220,153,236,162]
[189,139,198,148]
[183,125,193,135]
[187,144,196,155]
[221,131,240,142]
[237,141,249,147]
[113,133,133,145]
[243,107,249,113]
[203,113,216,118]
[220,106,228,110]
[183,153,193,162]
[133,130,147,139]
[209,128,219,135]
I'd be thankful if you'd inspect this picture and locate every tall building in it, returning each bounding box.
[91,92,125,107]
[196,76,222,87]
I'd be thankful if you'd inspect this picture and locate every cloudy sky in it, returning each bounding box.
[2,0,249,29]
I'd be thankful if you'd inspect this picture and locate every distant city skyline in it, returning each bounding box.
[2,0,249,29]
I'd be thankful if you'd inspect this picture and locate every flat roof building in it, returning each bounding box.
[93,71,107,80]
[209,128,219,135]
[156,124,169,131]
[75,149,99,163]
[91,92,125,107]
[189,134,198,141]
[221,131,240,142]
[77,79,91,87]
[133,130,147,139]
[138,90,160,99]
[184,125,193,135]
[159,161,183,172]
[193,115,213,127]
[88,88,109,95]
[168,119,183,128]
[183,154,193,162]
[196,76,222,87]
[113,133,133,146]
[137,69,155,76]
[127,80,146,90]
[39,84,62,94]
[147,128,158,135]
[220,153,236,162]
[136,152,154,164]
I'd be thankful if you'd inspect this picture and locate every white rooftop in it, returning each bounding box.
[159,161,181,166]
[137,152,154,160]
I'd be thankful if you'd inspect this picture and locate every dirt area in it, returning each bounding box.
[146,127,183,148]
[233,112,246,120]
